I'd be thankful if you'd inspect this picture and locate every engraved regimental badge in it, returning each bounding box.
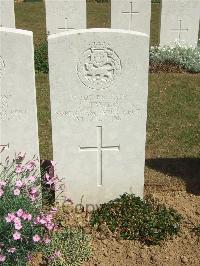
[0,56,5,79]
[77,42,122,90]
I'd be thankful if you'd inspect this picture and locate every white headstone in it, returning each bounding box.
[111,0,151,36]
[160,0,200,46]
[45,0,86,35]
[0,28,39,162]
[0,0,15,28]
[48,29,149,205]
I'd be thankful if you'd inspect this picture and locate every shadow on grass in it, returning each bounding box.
[146,158,200,195]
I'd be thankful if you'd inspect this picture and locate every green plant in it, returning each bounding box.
[90,193,182,245]
[0,154,57,265]
[42,227,91,266]
[150,42,200,73]
[34,41,49,74]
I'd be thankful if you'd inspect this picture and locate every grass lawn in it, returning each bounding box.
[15,2,200,191]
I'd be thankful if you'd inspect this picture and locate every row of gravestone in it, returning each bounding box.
[0,0,199,206]
[1,26,148,205]
[1,0,200,46]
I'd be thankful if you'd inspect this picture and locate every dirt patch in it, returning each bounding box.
[149,62,187,74]
[83,191,200,266]
[54,187,200,266]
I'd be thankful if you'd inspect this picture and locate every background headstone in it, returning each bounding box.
[111,0,151,36]
[45,0,86,35]
[160,0,200,46]
[48,29,149,205]
[0,0,15,28]
[0,28,40,162]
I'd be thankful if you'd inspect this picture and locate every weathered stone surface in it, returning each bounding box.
[45,0,86,35]
[0,28,39,162]
[0,0,15,28]
[111,0,151,36]
[48,29,149,205]
[160,0,200,46]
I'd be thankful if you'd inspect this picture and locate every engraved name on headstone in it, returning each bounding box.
[48,29,149,205]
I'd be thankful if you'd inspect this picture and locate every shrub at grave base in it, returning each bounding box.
[42,228,91,266]
[90,193,182,245]
[150,42,200,73]
[0,154,57,265]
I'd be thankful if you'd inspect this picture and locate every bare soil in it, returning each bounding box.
[55,180,200,266]
[83,190,200,266]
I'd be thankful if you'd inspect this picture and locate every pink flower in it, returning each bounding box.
[29,195,37,202]
[29,187,38,195]
[26,160,36,171]
[46,178,56,186]
[33,234,41,242]
[22,212,32,221]
[14,220,22,230]
[27,214,32,221]
[27,254,33,262]
[39,218,47,225]
[45,214,53,223]
[15,164,24,174]
[21,213,27,220]
[15,180,23,188]
[54,250,61,257]
[0,189,4,198]
[0,254,6,262]
[44,238,51,244]
[16,152,25,162]
[8,248,16,254]
[0,181,6,188]
[13,188,21,196]
[51,207,57,213]
[13,231,21,240]
[5,213,16,223]
[28,175,36,183]
[14,217,21,223]
[44,173,50,181]
[46,222,55,231]
[34,216,41,225]
[29,188,39,201]
[16,209,24,218]
[51,160,56,167]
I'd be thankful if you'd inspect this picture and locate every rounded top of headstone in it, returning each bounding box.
[0,27,33,37]
[48,28,149,40]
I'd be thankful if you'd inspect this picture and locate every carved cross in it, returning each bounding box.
[79,126,120,186]
[122,1,140,30]
[0,143,9,153]
[58,17,75,31]
[170,19,189,41]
